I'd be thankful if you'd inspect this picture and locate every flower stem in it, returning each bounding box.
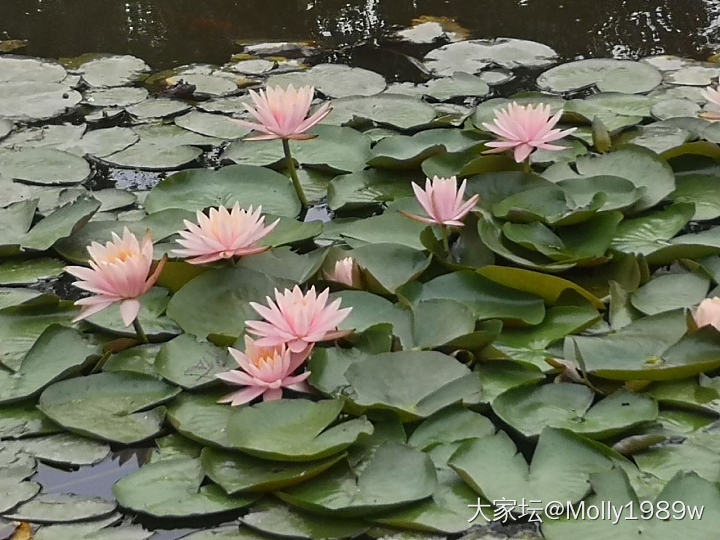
[282,138,309,209]
[523,158,532,174]
[440,225,451,257]
[133,318,149,344]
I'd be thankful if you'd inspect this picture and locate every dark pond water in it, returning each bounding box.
[2,0,720,72]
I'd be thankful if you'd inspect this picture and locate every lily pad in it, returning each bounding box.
[227,399,373,461]
[492,384,658,439]
[278,442,436,516]
[0,56,66,83]
[339,351,483,421]
[672,174,720,220]
[326,94,436,130]
[83,86,148,107]
[449,427,632,505]
[0,325,99,404]
[0,402,61,439]
[0,147,91,185]
[34,515,152,540]
[537,59,662,94]
[0,81,81,122]
[5,432,110,466]
[630,272,710,315]
[22,196,100,251]
[78,54,150,87]
[241,501,369,539]
[126,98,192,119]
[38,371,181,444]
[0,257,65,285]
[166,267,293,341]
[268,64,386,98]
[114,457,256,518]
[175,111,250,140]
[167,391,234,449]
[101,141,202,171]
[154,334,234,389]
[5,493,116,524]
[201,447,346,493]
[145,164,300,217]
[424,38,557,76]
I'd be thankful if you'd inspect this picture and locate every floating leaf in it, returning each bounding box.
[154,334,234,389]
[114,457,256,518]
[38,372,181,444]
[537,59,662,94]
[326,95,436,130]
[145,164,300,217]
[5,493,116,524]
[167,391,234,449]
[0,148,90,185]
[630,272,710,315]
[268,64,386,98]
[77,54,150,87]
[201,447,345,494]
[493,384,658,439]
[227,399,373,461]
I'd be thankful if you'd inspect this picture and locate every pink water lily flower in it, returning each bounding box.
[700,86,720,121]
[695,297,720,331]
[64,228,166,327]
[482,102,577,163]
[233,85,331,141]
[324,257,362,288]
[401,176,480,227]
[173,204,278,264]
[247,286,352,354]
[216,336,312,405]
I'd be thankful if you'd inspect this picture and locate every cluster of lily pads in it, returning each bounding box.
[2,36,720,539]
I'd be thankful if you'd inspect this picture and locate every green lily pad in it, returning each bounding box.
[542,469,720,539]
[155,334,234,389]
[114,457,256,518]
[34,515,152,540]
[611,203,695,256]
[672,174,720,220]
[0,297,78,371]
[83,86,148,107]
[167,391,234,449]
[474,361,546,404]
[327,169,415,210]
[223,125,371,174]
[101,140,202,171]
[424,38,557,76]
[237,247,326,283]
[201,447,346,494]
[0,81,81,122]
[126,98,192,118]
[408,406,495,451]
[5,493,116,524]
[227,399,373,461]
[0,401,61,439]
[278,441,436,516]
[77,54,150,87]
[63,127,140,158]
[0,445,40,513]
[0,56,67,83]
[421,72,491,101]
[537,59,662,93]
[367,128,483,169]
[326,94,436,130]
[0,148,91,185]
[493,305,600,370]
[449,427,633,505]
[631,272,710,315]
[645,376,720,415]
[339,351,483,421]
[268,63,386,98]
[0,257,65,285]
[634,441,720,483]
[179,526,268,539]
[477,265,604,309]
[321,210,426,250]
[0,199,37,254]
[493,384,658,439]
[22,196,100,251]
[166,267,293,342]
[145,164,300,217]
[38,371,181,444]
[570,310,720,380]
[132,124,221,147]
[544,145,675,212]
[175,111,250,140]
[349,243,430,294]
[241,501,369,539]
[0,325,99,404]
[5,432,109,466]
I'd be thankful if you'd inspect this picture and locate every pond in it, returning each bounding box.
[3,0,720,70]
[3,1,720,540]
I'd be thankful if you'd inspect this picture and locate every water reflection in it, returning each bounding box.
[1,0,719,71]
